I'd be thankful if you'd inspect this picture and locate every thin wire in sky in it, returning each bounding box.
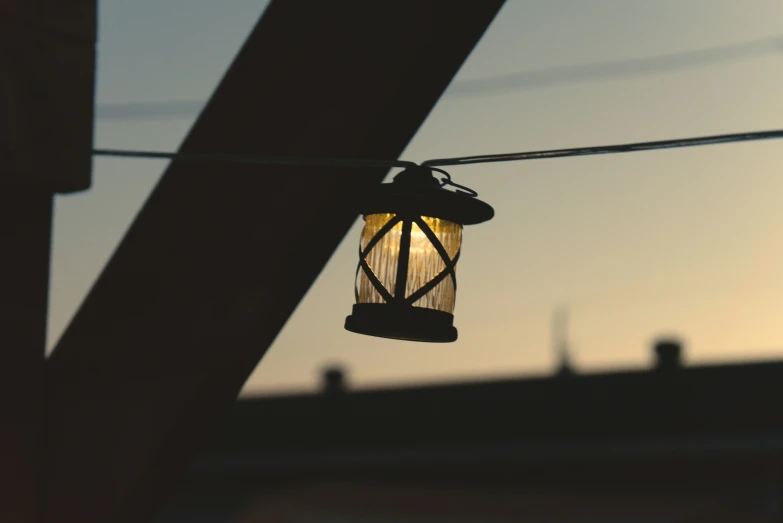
[94,35,783,120]
[423,130,783,167]
[447,35,783,97]
[94,129,783,170]
[92,148,416,169]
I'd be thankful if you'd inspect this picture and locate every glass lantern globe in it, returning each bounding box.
[344,166,493,342]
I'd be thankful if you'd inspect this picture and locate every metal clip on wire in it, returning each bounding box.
[429,167,479,198]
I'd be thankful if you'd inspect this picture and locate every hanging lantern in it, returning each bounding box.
[344,165,494,342]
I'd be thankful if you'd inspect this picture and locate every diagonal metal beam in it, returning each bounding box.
[45,1,505,522]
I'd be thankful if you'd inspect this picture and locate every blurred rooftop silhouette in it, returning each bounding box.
[156,339,783,522]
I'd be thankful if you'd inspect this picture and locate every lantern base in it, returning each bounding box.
[344,303,457,343]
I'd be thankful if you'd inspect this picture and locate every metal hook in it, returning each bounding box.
[429,167,479,198]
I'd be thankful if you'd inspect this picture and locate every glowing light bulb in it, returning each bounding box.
[356,214,461,313]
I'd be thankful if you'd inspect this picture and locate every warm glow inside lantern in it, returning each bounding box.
[345,166,493,342]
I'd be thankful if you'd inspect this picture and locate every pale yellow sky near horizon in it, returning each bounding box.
[48,0,783,395]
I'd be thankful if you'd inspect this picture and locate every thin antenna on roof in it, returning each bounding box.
[553,306,575,377]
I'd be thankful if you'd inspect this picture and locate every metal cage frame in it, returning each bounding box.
[345,166,493,343]
[354,213,460,307]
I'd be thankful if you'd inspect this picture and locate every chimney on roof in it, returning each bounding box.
[653,337,683,372]
[321,365,348,395]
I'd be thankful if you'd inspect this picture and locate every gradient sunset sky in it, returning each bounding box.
[49,0,783,394]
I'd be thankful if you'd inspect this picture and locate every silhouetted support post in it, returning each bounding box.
[2,3,96,521]
[0,190,53,523]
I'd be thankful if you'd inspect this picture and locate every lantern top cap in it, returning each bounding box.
[360,166,494,225]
